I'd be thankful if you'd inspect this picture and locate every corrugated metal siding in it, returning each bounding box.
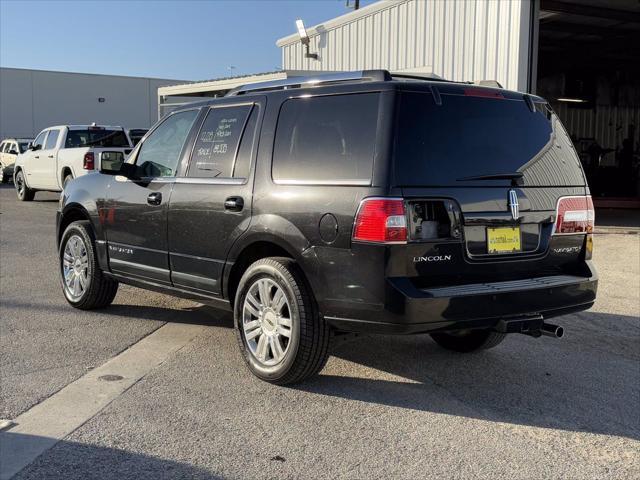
[280,0,531,91]
[554,103,640,154]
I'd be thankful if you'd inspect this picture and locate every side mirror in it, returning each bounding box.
[100,151,126,175]
[31,144,41,152]
[9,149,18,155]
[118,161,139,179]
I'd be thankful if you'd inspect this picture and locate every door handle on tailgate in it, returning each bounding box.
[147,192,162,206]
[224,196,244,212]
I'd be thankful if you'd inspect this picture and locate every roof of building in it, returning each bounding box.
[276,0,406,47]
[157,70,331,97]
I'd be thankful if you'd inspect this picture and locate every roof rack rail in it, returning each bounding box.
[225,69,392,96]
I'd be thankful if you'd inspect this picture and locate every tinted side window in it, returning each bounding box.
[135,109,199,177]
[188,105,252,178]
[33,132,47,149]
[272,93,379,184]
[0,142,5,152]
[45,130,59,150]
[233,106,259,179]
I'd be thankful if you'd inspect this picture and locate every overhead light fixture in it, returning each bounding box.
[296,19,318,60]
[557,97,587,103]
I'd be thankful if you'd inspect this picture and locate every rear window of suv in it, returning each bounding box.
[273,93,379,184]
[65,129,130,148]
[393,91,585,186]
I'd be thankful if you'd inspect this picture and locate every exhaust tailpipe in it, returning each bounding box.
[540,323,564,338]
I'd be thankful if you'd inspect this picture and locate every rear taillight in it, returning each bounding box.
[83,152,95,170]
[553,196,595,235]
[353,198,407,244]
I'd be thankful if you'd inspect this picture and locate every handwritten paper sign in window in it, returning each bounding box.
[189,105,252,178]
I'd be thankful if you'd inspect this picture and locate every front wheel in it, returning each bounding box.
[15,170,35,201]
[60,220,118,309]
[430,329,506,353]
[234,257,330,385]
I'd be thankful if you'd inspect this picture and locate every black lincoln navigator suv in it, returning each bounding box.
[57,70,597,384]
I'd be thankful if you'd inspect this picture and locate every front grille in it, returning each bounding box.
[423,275,584,298]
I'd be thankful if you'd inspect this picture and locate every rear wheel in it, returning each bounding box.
[234,257,330,385]
[15,170,35,201]
[430,329,506,353]
[59,220,118,309]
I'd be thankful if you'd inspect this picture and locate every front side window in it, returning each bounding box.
[45,130,60,150]
[32,131,47,150]
[135,109,199,177]
[272,93,379,184]
[188,105,253,179]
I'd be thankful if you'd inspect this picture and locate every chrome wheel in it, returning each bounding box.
[62,234,89,300]
[242,278,292,366]
[15,171,25,197]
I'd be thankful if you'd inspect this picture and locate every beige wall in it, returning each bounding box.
[0,68,184,139]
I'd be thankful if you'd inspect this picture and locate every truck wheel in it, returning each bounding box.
[1,164,9,183]
[15,170,35,201]
[59,220,118,310]
[234,257,331,385]
[63,173,73,189]
[430,329,506,353]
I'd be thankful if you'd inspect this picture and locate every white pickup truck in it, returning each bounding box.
[14,124,133,201]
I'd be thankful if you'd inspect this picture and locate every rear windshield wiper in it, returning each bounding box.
[457,172,524,181]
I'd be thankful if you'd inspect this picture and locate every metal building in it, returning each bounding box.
[278,0,534,92]
[157,0,638,204]
[0,67,184,139]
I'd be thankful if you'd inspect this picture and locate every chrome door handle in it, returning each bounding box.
[224,196,244,211]
[48,155,54,158]
[147,192,162,206]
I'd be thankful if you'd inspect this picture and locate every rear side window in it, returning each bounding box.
[188,105,253,178]
[0,142,6,152]
[272,93,379,184]
[45,130,59,150]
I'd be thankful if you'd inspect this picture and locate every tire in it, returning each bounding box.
[430,329,506,353]
[14,170,35,201]
[63,173,73,189]
[59,220,118,310]
[234,257,331,385]
[1,165,9,183]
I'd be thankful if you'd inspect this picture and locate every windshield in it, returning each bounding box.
[18,142,30,153]
[393,92,585,187]
[65,129,130,148]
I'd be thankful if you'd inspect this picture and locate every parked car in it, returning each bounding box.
[126,128,148,146]
[0,137,32,183]
[14,124,132,201]
[57,70,597,384]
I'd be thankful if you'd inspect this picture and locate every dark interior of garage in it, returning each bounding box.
[537,0,640,208]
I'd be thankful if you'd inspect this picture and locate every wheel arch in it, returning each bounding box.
[224,238,296,306]
[57,203,92,247]
[60,166,74,186]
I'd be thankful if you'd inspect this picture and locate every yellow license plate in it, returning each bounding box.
[487,227,521,254]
